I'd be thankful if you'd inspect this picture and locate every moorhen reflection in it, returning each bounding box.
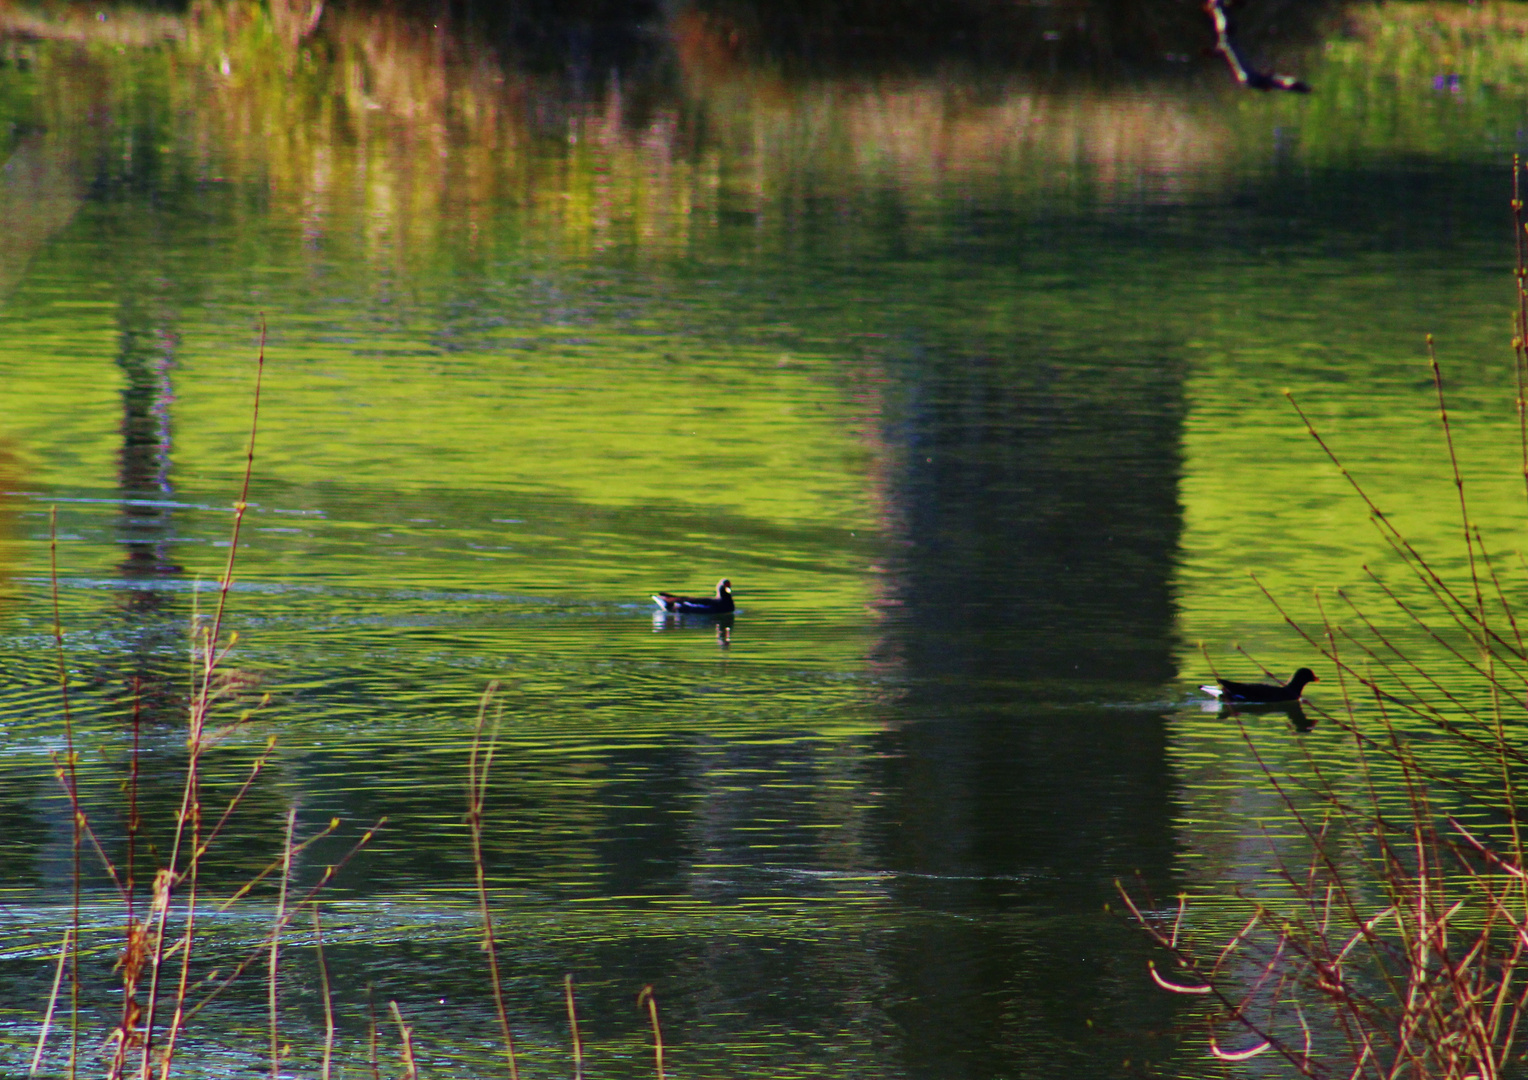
[1201,667,1318,704]
[1203,697,1315,733]
[652,577,735,614]
[652,609,734,647]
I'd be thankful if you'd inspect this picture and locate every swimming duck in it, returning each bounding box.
[653,578,734,614]
[1201,667,1319,703]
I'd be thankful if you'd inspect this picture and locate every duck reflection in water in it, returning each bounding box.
[1200,697,1315,733]
[652,609,734,648]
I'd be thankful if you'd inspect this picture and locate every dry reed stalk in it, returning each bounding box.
[139,325,267,1080]
[637,985,664,1080]
[1514,155,1528,503]
[467,682,519,1080]
[180,820,379,1023]
[1426,335,1487,629]
[30,928,72,1077]
[269,808,297,1080]
[388,1001,419,1080]
[312,907,335,1080]
[46,507,80,1080]
[565,973,584,1080]
[127,678,142,920]
[48,510,150,1076]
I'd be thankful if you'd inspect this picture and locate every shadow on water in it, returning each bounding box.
[859,328,1187,1072]
[112,294,186,723]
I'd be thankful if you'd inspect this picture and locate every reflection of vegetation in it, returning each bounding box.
[1247,1,1528,161]
[4,0,1525,274]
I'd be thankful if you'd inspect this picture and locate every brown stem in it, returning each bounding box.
[468,683,519,1079]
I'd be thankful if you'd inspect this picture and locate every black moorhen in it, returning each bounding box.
[1201,667,1318,703]
[652,578,735,614]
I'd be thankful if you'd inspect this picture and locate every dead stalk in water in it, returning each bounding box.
[181,819,380,1022]
[270,808,297,1080]
[468,681,519,1080]
[47,507,80,1080]
[637,984,665,1080]
[141,321,268,1080]
[388,1001,419,1080]
[566,974,584,1080]
[30,928,72,1077]
[1514,155,1528,504]
[312,907,335,1080]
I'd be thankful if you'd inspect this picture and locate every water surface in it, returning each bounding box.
[0,3,1526,1075]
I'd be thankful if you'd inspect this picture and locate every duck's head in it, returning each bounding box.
[1291,667,1319,686]
[716,578,733,597]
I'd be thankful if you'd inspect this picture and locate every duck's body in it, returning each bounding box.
[1201,667,1318,703]
[653,578,734,615]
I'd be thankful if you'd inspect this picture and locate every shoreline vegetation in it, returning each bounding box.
[1121,164,1528,1078]
[2,0,1527,295]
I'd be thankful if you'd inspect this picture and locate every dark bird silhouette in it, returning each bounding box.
[1201,667,1319,703]
[1206,0,1311,93]
[652,578,735,614]
[1212,699,1316,732]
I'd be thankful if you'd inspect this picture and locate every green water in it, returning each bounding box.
[2,2,1528,1076]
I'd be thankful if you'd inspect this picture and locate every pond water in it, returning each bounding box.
[1,2,1527,1076]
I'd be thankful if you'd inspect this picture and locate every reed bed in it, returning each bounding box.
[1121,160,1528,1080]
[24,322,669,1079]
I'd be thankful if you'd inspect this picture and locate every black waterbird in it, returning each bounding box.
[652,578,735,614]
[1201,667,1318,703]
[1206,0,1311,93]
